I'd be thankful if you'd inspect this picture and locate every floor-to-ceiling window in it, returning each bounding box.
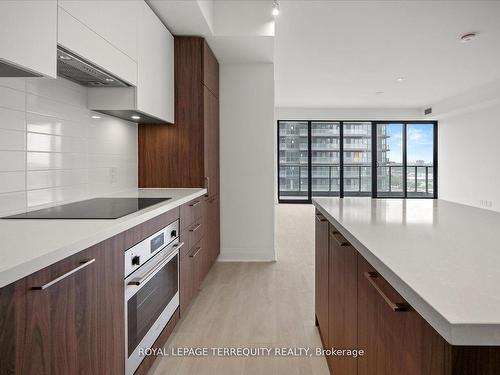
[278,120,437,203]
[376,123,404,197]
[343,122,372,197]
[278,121,310,202]
[311,121,340,197]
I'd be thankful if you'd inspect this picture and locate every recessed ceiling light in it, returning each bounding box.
[396,77,406,82]
[59,55,72,61]
[376,91,384,95]
[460,32,477,43]
[131,115,141,120]
[105,78,114,82]
[91,115,101,119]
[272,0,280,16]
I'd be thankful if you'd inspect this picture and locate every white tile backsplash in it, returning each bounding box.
[0,151,25,171]
[0,129,26,151]
[0,107,26,131]
[27,113,89,138]
[0,171,25,194]
[0,85,25,111]
[0,77,138,216]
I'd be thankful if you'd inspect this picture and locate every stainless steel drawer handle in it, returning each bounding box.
[364,271,409,312]
[189,247,202,258]
[189,201,201,207]
[32,259,96,290]
[330,230,350,247]
[190,223,201,232]
[315,213,327,222]
[129,242,184,286]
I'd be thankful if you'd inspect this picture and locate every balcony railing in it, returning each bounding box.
[279,163,434,196]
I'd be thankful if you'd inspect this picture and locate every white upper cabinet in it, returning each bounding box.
[57,0,138,86]
[88,1,174,124]
[0,1,57,78]
[136,1,174,123]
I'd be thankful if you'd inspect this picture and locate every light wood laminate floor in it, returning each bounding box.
[149,204,329,375]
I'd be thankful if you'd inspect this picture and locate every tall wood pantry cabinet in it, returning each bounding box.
[138,36,220,281]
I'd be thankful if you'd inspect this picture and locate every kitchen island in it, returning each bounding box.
[313,197,500,375]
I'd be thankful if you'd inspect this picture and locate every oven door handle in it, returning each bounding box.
[128,242,184,287]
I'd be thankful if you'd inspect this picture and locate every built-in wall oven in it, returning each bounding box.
[124,220,183,375]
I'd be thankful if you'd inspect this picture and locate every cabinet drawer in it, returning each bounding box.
[180,198,203,231]
[180,220,204,258]
[357,255,446,375]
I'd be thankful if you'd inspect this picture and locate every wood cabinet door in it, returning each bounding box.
[202,195,220,269]
[357,255,446,375]
[180,250,194,316]
[204,87,219,198]
[328,228,358,375]
[191,243,204,291]
[0,241,124,375]
[202,40,219,97]
[314,211,329,347]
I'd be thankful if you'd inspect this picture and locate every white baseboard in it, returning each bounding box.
[217,247,276,262]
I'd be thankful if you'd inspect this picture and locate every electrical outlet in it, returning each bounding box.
[479,199,493,208]
[109,166,118,184]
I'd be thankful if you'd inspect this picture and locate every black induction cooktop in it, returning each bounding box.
[3,197,171,219]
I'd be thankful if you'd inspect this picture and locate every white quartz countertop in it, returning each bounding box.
[0,188,206,288]
[313,197,500,346]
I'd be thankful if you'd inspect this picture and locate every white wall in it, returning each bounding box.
[219,63,275,261]
[0,77,138,216]
[438,102,500,212]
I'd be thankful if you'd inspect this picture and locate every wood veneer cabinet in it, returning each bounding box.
[314,215,500,375]
[357,255,445,375]
[315,211,329,347]
[179,195,219,316]
[0,208,181,375]
[138,36,220,198]
[0,232,125,375]
[328,228,358,375]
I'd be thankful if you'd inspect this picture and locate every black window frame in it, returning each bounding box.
[277,120,438,204]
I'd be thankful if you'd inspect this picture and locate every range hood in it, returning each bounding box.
[57,46,130,88]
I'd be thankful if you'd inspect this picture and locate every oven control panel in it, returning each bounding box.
[124,220,179,277]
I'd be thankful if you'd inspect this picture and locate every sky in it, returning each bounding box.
[386,124,433,164]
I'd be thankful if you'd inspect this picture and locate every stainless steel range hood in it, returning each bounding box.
[57,46,130,88]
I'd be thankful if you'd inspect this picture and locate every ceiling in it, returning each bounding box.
[275,1,500,108]
[148,0,275,63]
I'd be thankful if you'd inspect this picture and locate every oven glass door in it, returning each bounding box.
[127,253,178,356]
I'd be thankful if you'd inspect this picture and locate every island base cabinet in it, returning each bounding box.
[314,211,329,347]
[0,239,124,375]
[328,229,358,375]
[357,255,446,375]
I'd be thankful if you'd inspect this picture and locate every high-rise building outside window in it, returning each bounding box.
[278,120,437,203]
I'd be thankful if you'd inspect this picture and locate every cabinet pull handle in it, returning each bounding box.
[190,201,201,207]
[32,259,96,290]
[330,230,350,247]
[190,223,201,232]
[190,247,202,258]
[315,213,328,222]
[364,271,409,312]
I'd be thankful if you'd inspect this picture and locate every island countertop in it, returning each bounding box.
[313,197,500,346]
[0,188,206,288]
